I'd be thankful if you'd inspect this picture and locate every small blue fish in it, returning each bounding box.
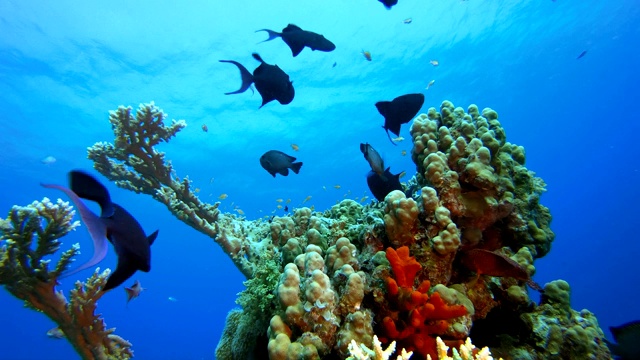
[46,327,65,339]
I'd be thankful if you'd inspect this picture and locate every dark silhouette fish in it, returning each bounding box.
[378,0,398,9]
[375,93,425,144]
[605,320,640,360]
[220,53,294,108]
[260,150,303,177]
[460,249,542,291]
[257,24,335,57]
[366,168,403,201]
[577,50,588,59]
[360,143,386,180]
[42,170,158,292]
[125,280,144,304]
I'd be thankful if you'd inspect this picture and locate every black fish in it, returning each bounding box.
[577,50,588,59]
[375,93,425,144]
[42,170,158,292]
[605,320,640,359]
[220,53,294,108]
[378,0,398,9]
[257,24,336,57]
[260,150,303,177]
[366,168,403,201]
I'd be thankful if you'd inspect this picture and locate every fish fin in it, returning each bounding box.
[41,183,109,278]
[283,24,303,32]
[219,60,254,94]
[259,93,277,108]
[289,43,305,57]
[526,279,543,292]
[125,287,135,303]
[278,168,290,177]
[290,162,303,174]
[374,101,391,117]
[383,127,396,145]
[68,170,115,217]
[285,154,297,162]
[387,121,402,137]
[251,53,265,63]
[255,29,281,43]
[147,230,159,246]
[103,256,138,292]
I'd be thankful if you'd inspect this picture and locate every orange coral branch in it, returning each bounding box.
[382,246,468,359]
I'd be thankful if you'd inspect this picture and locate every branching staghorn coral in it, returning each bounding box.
[0,198,133,360]
[87,102,259,278]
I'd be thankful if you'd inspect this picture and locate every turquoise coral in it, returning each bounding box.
[0,198,133,360]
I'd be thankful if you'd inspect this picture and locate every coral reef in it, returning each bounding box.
[76,101,609,359]
[0,198,133,360]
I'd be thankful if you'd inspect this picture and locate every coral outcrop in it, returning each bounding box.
[2,101,609,360]
[0,198,133,360]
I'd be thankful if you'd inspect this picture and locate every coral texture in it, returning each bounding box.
[0,198,133,360]
[79,101,610,360]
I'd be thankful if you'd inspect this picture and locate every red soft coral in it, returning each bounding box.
[381,246,468,359]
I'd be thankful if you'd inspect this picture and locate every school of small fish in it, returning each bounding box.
[213,2,442,215]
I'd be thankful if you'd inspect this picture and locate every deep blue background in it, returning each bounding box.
[1,1,639,359]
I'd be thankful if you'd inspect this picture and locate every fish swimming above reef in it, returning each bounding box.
[460,249,542,291]
[220,53,294,108]
[125,280,144,304]
[360,143,386,180]
[260,150,303,177]
[41,170,158,292]
[375,93,425,144]
[605,320,640,360]
[256,24,335,57]
[41,156,56,165]
[378,0,398,9]
[366,168,403,201]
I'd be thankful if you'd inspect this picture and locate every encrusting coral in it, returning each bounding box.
[0,198,133,360]
[1,101,610,360]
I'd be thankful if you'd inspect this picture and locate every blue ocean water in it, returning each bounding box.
[0,0,638,359]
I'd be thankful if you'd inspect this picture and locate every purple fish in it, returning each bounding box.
[42,170,158,291]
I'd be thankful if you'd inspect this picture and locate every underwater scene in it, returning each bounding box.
[1,0,639,359]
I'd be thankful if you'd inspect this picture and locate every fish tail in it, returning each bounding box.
[527,279,543,292]
[291,162,303,174]
[255,29,281,43]
[384,127,397,145]
[219,60,254,95]
[251,53,265,63]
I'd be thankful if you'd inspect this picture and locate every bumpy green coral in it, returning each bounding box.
[0,198,134,360]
